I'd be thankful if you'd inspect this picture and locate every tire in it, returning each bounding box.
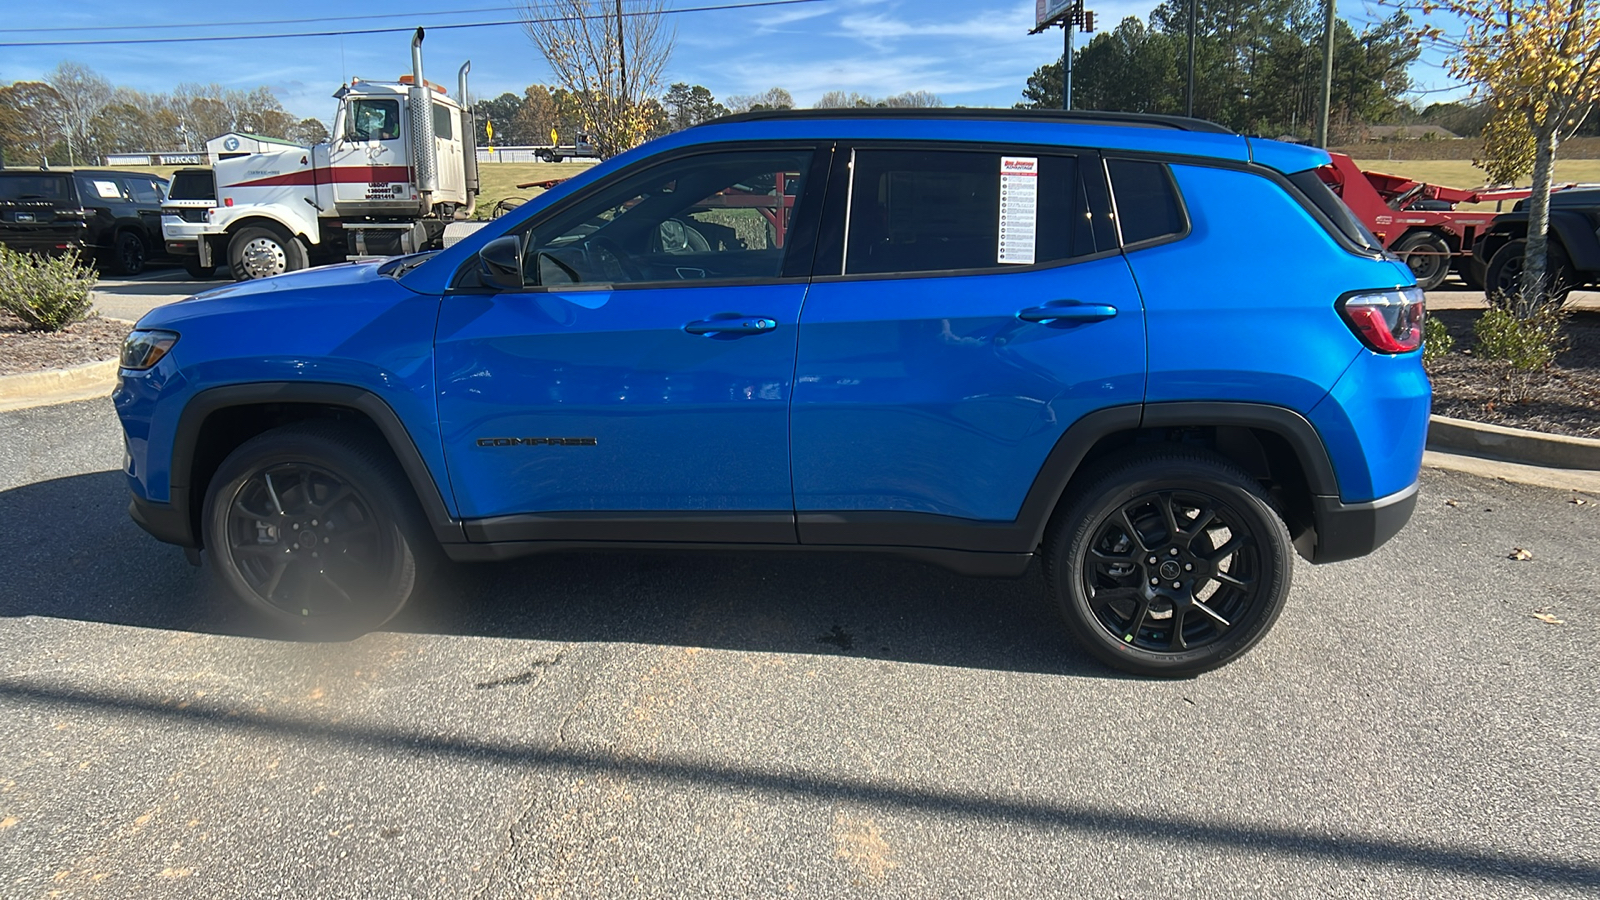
[1486,238,1575,306]
[1392,231,1451,291]
[109,230,147,276]
[228,224,308,281]
[1042,449,1294,677]
[201,422,433,635]
[1458,255,1486,291]
[182,257,217,279]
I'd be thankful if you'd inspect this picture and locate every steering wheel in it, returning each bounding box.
[585,235,643,282]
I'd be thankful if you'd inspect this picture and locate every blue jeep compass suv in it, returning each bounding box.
[114,109,1429,675]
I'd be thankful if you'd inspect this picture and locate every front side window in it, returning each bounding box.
[843,149,1106,277]
[348,99,401,141]
[519,149,812,288]
[127,177,164,204]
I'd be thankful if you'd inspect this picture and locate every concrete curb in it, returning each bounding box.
[1427,414,1600,471]
[0,359,118,413]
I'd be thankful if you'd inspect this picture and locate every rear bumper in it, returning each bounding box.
[1300,481,1418,564]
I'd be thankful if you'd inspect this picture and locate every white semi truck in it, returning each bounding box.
[161,28,480,280]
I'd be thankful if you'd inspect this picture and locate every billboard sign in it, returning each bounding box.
[1036,0,1072,29]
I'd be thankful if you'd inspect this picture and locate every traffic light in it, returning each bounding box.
[1084,10,1096,31]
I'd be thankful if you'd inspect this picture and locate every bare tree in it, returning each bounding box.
[521,0,675,157]
[724,87,794,114]
[48,63,112,165]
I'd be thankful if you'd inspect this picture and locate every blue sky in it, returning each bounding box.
[1,0,1466,125]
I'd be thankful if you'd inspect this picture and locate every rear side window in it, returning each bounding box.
[76,176,132,203]
[433,104,455,140]
[1107,159,1185,245]
[1287,169,1383,253]
[843,149,1108,276]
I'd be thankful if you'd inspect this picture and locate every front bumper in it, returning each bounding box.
[1300,481,1418,564]
[129,493,195,548]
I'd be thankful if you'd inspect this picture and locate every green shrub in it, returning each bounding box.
[1473,301,1567,371]
[0,245,98,331]
[1422,316,1455,365]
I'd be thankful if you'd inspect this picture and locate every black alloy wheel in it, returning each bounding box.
[1487,238,1574,306]
[223,462,392,618]
[112,231,147,276]
[202,423,428,633]
[1044,451,1292,676]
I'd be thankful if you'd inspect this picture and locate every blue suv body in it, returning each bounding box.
[114,109,1430,675]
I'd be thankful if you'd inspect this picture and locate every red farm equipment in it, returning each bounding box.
[1315,152,1569,290]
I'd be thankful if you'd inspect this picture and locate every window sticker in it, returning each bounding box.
[92,180,123,200]
[997,156,1038,265]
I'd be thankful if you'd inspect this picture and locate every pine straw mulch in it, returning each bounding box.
[0,308,132,377]
[1426,307,1600,439]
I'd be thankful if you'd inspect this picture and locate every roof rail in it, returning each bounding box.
[698,107,1235,135]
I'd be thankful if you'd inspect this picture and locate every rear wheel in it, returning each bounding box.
[201,423,432,635]
[182,257,217,279]
[1487,238,1575,306]
[1042,450,1293,677]
[1458,255,1487,291]
[228,224,308,281]
[1392,231,1451,291]
[109,230,147,276]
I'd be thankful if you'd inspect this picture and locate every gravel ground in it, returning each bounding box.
[0,310,131,376]
[1428,308,1600,439]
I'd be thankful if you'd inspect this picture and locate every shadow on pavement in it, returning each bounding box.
[0,470,1103,678]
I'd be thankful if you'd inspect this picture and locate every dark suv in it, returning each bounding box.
[0,168,170,275]
[115,109,1429,676]
[1475,188,1600,301]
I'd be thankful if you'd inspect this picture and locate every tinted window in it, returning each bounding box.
[433,104,455,140]
[0,174,72,202]
[127,177,163,204]
[519,149,812,288]
[1107,159,1185,245]
[1287,169,1383,253]
[76,176,132,203]
[843,149,1102,276]
[349,99,401,141]
[167,170,215,201]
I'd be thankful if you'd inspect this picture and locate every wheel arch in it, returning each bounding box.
[169,383,462,550]
[1396,225,1459,254]
[1025,402,1338,559]
[1549,210,1600,272]
[224,213,315,245]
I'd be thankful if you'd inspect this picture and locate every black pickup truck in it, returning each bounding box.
[1474,188,1600,302]
[0,168,171,275]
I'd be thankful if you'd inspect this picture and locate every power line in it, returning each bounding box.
[0,0,827,48]
[6,2,665,34]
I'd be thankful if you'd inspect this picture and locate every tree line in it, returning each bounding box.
[1018,0,1418,140]
[0,62,328,167]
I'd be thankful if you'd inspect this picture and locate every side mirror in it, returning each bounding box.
[478,235,524,289]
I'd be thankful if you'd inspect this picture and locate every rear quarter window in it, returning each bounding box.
[1287,169,1383,253]
[1107,159,1186,246]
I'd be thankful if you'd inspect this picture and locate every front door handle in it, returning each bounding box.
[684,316,778,336]
[1017,303,1118,324]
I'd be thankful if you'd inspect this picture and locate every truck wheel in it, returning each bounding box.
[1041,449,1293,677]
[1458,255,1486,291]
[228,225,308,281]
[182,257,217,279]
[1487,238,1576,306]
[1392,231,1451,291]
[109,230,147,276]
[201,422,433,635]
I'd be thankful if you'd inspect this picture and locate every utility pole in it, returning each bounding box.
[615,0,628,106]
[1315,0,1334,147]
[1063,10,1075,110]
[1186,0,1196,117]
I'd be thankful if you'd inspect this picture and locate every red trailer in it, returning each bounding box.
[1315,153,1570,290]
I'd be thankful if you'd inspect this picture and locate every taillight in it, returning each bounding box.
[1337,287,1424,354]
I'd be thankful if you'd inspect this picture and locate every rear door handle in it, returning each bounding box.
[1017,303,1118,324]
[684,316,778,336]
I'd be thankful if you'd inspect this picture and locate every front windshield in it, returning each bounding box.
[347,99,401,142]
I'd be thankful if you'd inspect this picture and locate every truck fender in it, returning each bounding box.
[1550,210,1600,272]
[214,204,321,247]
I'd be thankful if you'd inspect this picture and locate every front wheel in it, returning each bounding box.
[1043,451,1293,677]
[1486,238,1574,307]
[201,423,432,634]
[228,225,308,281]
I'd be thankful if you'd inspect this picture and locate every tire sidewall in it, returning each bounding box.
[1051,457,1293,676]
[1395,232,1449,290]
[112,230,146,276]
[228,225,307,281]
[201,429,418,631]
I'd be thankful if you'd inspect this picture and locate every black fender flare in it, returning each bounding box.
[165,382,463,549]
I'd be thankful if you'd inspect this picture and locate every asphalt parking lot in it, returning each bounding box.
[1,396,1597,898]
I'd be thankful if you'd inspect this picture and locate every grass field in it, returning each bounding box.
[1351,158,1600,189]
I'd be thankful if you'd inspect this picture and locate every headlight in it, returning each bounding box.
[120,330,179,370]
